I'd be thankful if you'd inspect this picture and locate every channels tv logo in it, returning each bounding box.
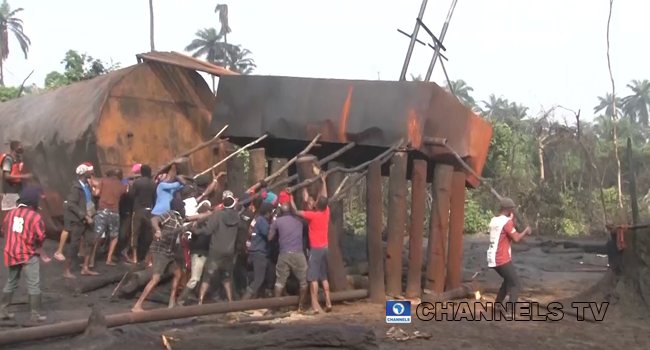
[386,301,411,323]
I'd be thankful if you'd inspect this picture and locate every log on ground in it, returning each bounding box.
[115,265,173,297]
[71,271,133,295]
[562,241,607,254]
[421,281,482,304]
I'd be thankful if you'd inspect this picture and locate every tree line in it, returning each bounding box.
[0,1,256,99]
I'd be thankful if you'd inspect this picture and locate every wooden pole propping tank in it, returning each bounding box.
[426,164,453,293]
[226,146,246,198]
[326,161,348,292]
[385,152,408,297]
[249,148,267,187]
[173,157,194,177]
[406,159,427,298]
[445,171,466,291]
[269,158,289,184]
[366,160,385,303]
[295,154,321,199]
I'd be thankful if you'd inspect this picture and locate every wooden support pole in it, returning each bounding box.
[326,161,348,292]
[269,158,289,184]
[385,152,408,297]
[426,164,453,293]
[405,159,427,298]
[295,154,321,200]
[366,160,385,302]
[249,148,267,186]
[445,171,466,291]
[226,146,246,198]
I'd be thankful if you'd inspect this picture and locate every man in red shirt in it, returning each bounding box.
[0,186,50,324]
[487,198,531,319]
[289,175,332,314]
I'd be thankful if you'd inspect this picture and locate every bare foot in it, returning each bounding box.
[53,252,66,261]
[88,262,95,268]
[325,305,332,313]
[105,261,116,266]
[168,302,177,309]
[81,269,99,276]
[132,306,144,313]
[63,271,76,279]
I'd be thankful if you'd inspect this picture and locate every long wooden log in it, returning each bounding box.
[326,161,348,292]
[0,289,369,346]
[247,134,322,193]
[239,142,356,207]
[225,145,247,198]
[116,265,174,297]
[385,152,408,297]
[288,139,403,194]
[446,171,466,291]
[405,159,427,298]
[72,272,132,295]
[194,134,268,179]
[421,281,482,304]
[366,160,385,303]
[295,154,321,200]
[157,125,228,175]
[426,164,453,293]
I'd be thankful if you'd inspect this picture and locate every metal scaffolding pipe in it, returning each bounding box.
[398,0,428,81]
[0,290,369,346]
[424,0,459,81]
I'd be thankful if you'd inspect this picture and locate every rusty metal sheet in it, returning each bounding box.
[136,51,239,77]
[211,76,491,187]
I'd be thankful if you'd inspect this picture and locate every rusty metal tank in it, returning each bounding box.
[0,62,216,235]
[211,75,492,187]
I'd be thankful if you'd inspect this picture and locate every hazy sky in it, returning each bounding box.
[5,0,649,121]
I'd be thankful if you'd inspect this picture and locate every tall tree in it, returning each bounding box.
[224,45,256,74]
[214,4,231,44]
[593,92,622,118]
[622,79,650,126]
[480,94,508,120]
[0,0,30,86]
[149,0,155,51]
[605,0,623,210]
[184,28,225,92]
[444,79,476,109]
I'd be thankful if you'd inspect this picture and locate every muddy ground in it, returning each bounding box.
[3,234,650,349]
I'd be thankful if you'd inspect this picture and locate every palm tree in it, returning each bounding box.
[0,0,31,86]
[444,79,476,109]
[593,92,622,118]
[410,73,423,81]
[224,45,256,74]
[214,4,231,44]
[480,94,508,120]
[149,0,155,51]
[185,28,226,92]
[622,79,650,126]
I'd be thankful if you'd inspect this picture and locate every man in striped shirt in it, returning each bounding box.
[132,197,185,312]
[0,186,50,324]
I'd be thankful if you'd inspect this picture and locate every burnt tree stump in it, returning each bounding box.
[366,160,385,303]
[446,171,466,291]
[406,159,427,298]
[385,152,408,297]
[249,148,267,187]
[326,161,348,292]
[426,164,453,293]
[226,146,246,198]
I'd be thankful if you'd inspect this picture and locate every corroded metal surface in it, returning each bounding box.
[0,62,215,235]
[211,76,492,187]
[136,51,239,77]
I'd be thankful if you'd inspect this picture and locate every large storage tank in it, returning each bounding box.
[0,61,218,234]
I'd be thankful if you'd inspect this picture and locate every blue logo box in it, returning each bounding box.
[386,301,411,323]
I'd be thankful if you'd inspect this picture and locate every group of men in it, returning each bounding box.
[0,140,335,324]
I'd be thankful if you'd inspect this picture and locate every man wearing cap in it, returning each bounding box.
[63,163,98,278]
[487,197,531,319]
[0,186,50,324]
[197,192,240,304]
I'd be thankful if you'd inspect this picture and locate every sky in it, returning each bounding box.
[4,0,649,122]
